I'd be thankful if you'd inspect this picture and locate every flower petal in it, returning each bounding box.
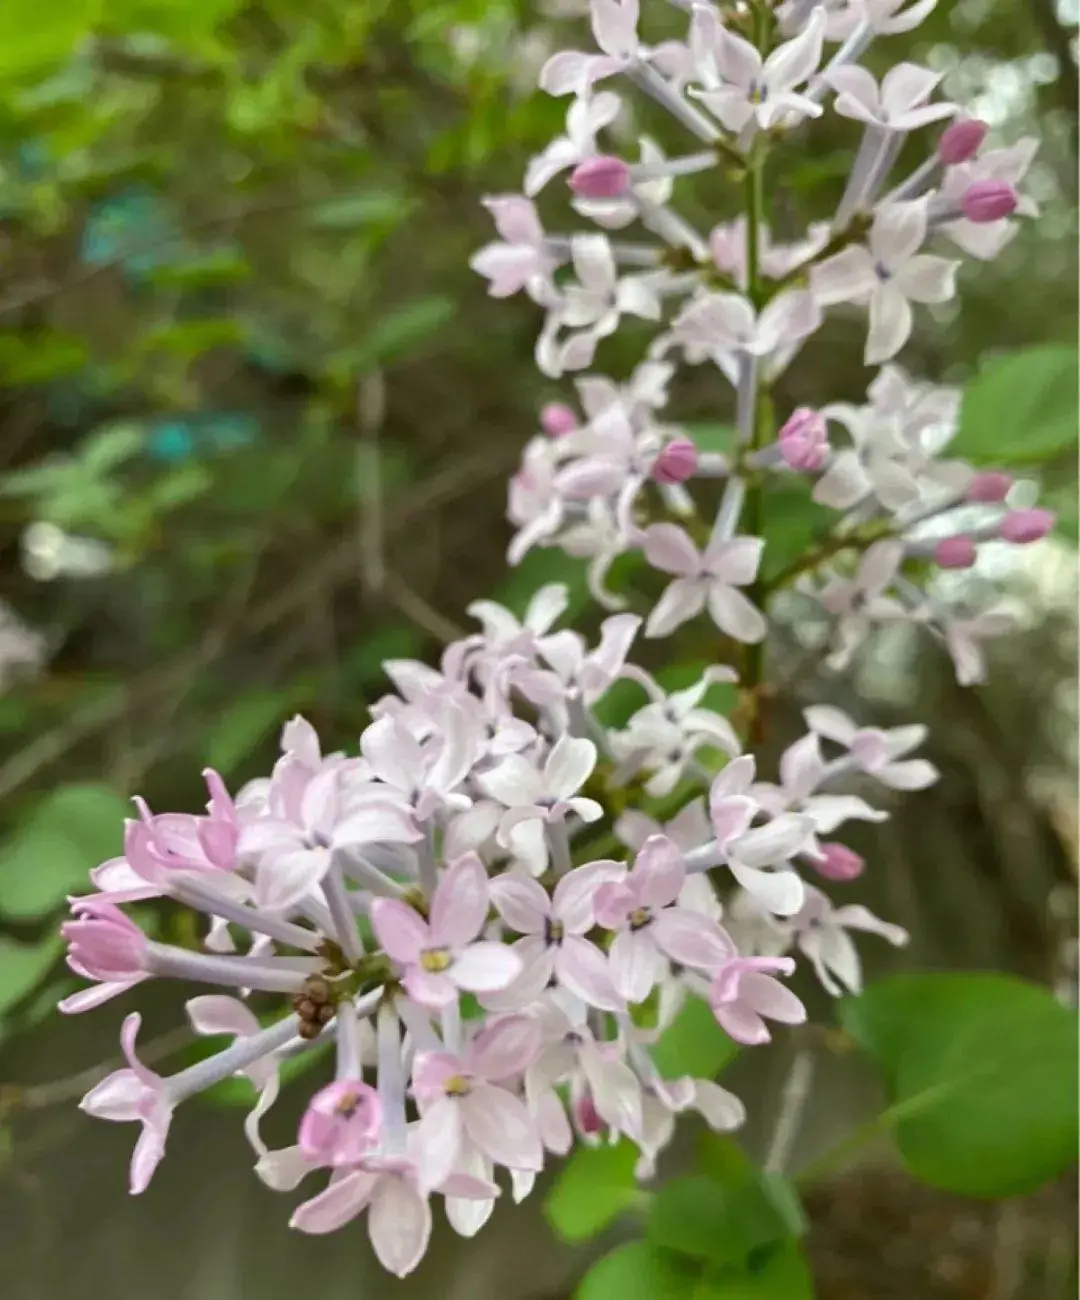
[468,1015,541,1081]
[490,875,550,934]
[369,1176,432,1278]
[866,283,913,365]
[451,941,523,993]
[645,578,707,638]
[370,898,429,965]
[431,853,489,949]
[545,735,598,799]
[652,908,733,970]
[555,937,625,1011]
[290,1169,378,1234]
[643,523,701,576]
[609,928,666,1003]
[462,1085,544,1170]
[634,834,686,908]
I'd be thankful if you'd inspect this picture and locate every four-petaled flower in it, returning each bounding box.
[371,854,522,1007]
[644,524,767,644]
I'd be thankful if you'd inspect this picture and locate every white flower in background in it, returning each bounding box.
[810,540,910,671]
[664,289,821,366]
[690,5,826,133]
[825,62,955,133]
[938,138,1039,261]
[471,197,556,299]
[540,0,643,97]
[804,704,939,790]
[536,234,662,377]
[811,198,960,364]
[643,524,767,644]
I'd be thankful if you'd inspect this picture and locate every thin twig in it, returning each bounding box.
[764,1047,815,1174]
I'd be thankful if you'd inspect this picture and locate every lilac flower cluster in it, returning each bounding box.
[61,0,1054,1279]
[64,603,914,1273]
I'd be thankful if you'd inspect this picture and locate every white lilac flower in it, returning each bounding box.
[643,523,767,644]
[811,198,960,364]
[471,196,556,299]
[525,91,623,196]
[825,62,955,133]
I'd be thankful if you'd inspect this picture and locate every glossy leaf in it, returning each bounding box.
[544,1139,641,1243]
[842,972,1079,1197]
[0,783,130,918]
[951,345,1079,465]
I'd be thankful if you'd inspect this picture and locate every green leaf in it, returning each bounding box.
[842,972,1079,1197]
[576,1240,814,1300]
[0,783,130,918]
[647,1172,805,1268]
[685,423,735,455]
[205,691,296,776]
[307,191,411,229]
[544,1139,641,1243]
[952,346,1080,464]
[652,994,739,1080]
[761,482,832,583]
[0,935,64,1015]
[576,1242,687,1300]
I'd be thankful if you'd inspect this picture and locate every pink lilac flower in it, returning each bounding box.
[1000,507,1055,543]
[689,5,826,133]
[803,705,939,790]
[478,735,603,874]
[811,198,960,364]
[790,886,909,995]
[707,956,807,1044]
[643,524,767,643]
[299,1080,382,1168]
[371,854,522,1008]
[813,842,866,882]
[79,1013,172,1194]
[412,1016,544,1188]
[594,835,733,1001]
[938,117,988,165]
[471,196,556,298]
[489,862,625,1011]
[540,0,643,97]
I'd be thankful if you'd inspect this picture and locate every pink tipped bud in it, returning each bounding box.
[569,155,632,200]
[539,402,577,438]
[966,470,1013,503]
[777,406,830,472]
[651,438,699,484]
[938,117,988,166]
[934,534,978,570]
[960,179,1019,223]
[299,1080,382,1167]
[815,842,865,882]
[1000,507,1055,544]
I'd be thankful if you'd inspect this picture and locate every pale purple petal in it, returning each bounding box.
[256,848,328,912]
[553,859,626,933]
[646,578,707,638]
[643,523,701,576]
[462,1085,543,1170]
[490,875,550,934]
[810,247,877,305]
[477,754,546,808]
[361,716,423,792]
[368,1176,432,1278]
[870,198,929,267]
[468,1015,542,1081]
[734,813,815,868]
[609,928,666,1003]
[713,1000,770,1044]
[715,22,761,86]
[804,704,858,745]
[431,853,489,949]
[633,834,686,908]
[880,759,938,790]
[555,937,625,1012]
[404,967,458,1008]
[894,255,958,304]
[741,971,807,1024]
[704,535,764,586]
[866,283,913,365]
[652,909,733,970]
[413,1099,462,1192]
[728,862,806,916]
[832,904,909,947]
[692,1079,747,1131]
[706,584,768,644]
[290,1170,378,1234]
[813,448,872,509]
[370,898,430,965]
[545,735,597,799]
[185,994,261,1038]
[763,6,824,91]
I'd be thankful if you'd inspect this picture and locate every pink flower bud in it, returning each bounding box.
[999,507,1055,543]
[938,117,988,166]
[960,180,1019,223]
[62,899,148,981]
[777,406,829,472]
[651,438,699,484]
[966,470,1012,503]
[539,402,577,438]
[814,842,865,882]
[568,156,631,200]
[934,534,978,570]
[299,1080,382,1167]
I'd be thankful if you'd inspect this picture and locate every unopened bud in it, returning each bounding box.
[569,155,632,200]
[815,842,865,882]
[934,535,978,570]
[999,507,1055,543]
[539,402,577,438]
[960,180,1018,223]
[777,406,829,472]
[966,470,1012,503]
[938,118,988,166]
[651,438,699,484]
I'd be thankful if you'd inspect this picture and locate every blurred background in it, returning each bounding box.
[0,1,1076,1297]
